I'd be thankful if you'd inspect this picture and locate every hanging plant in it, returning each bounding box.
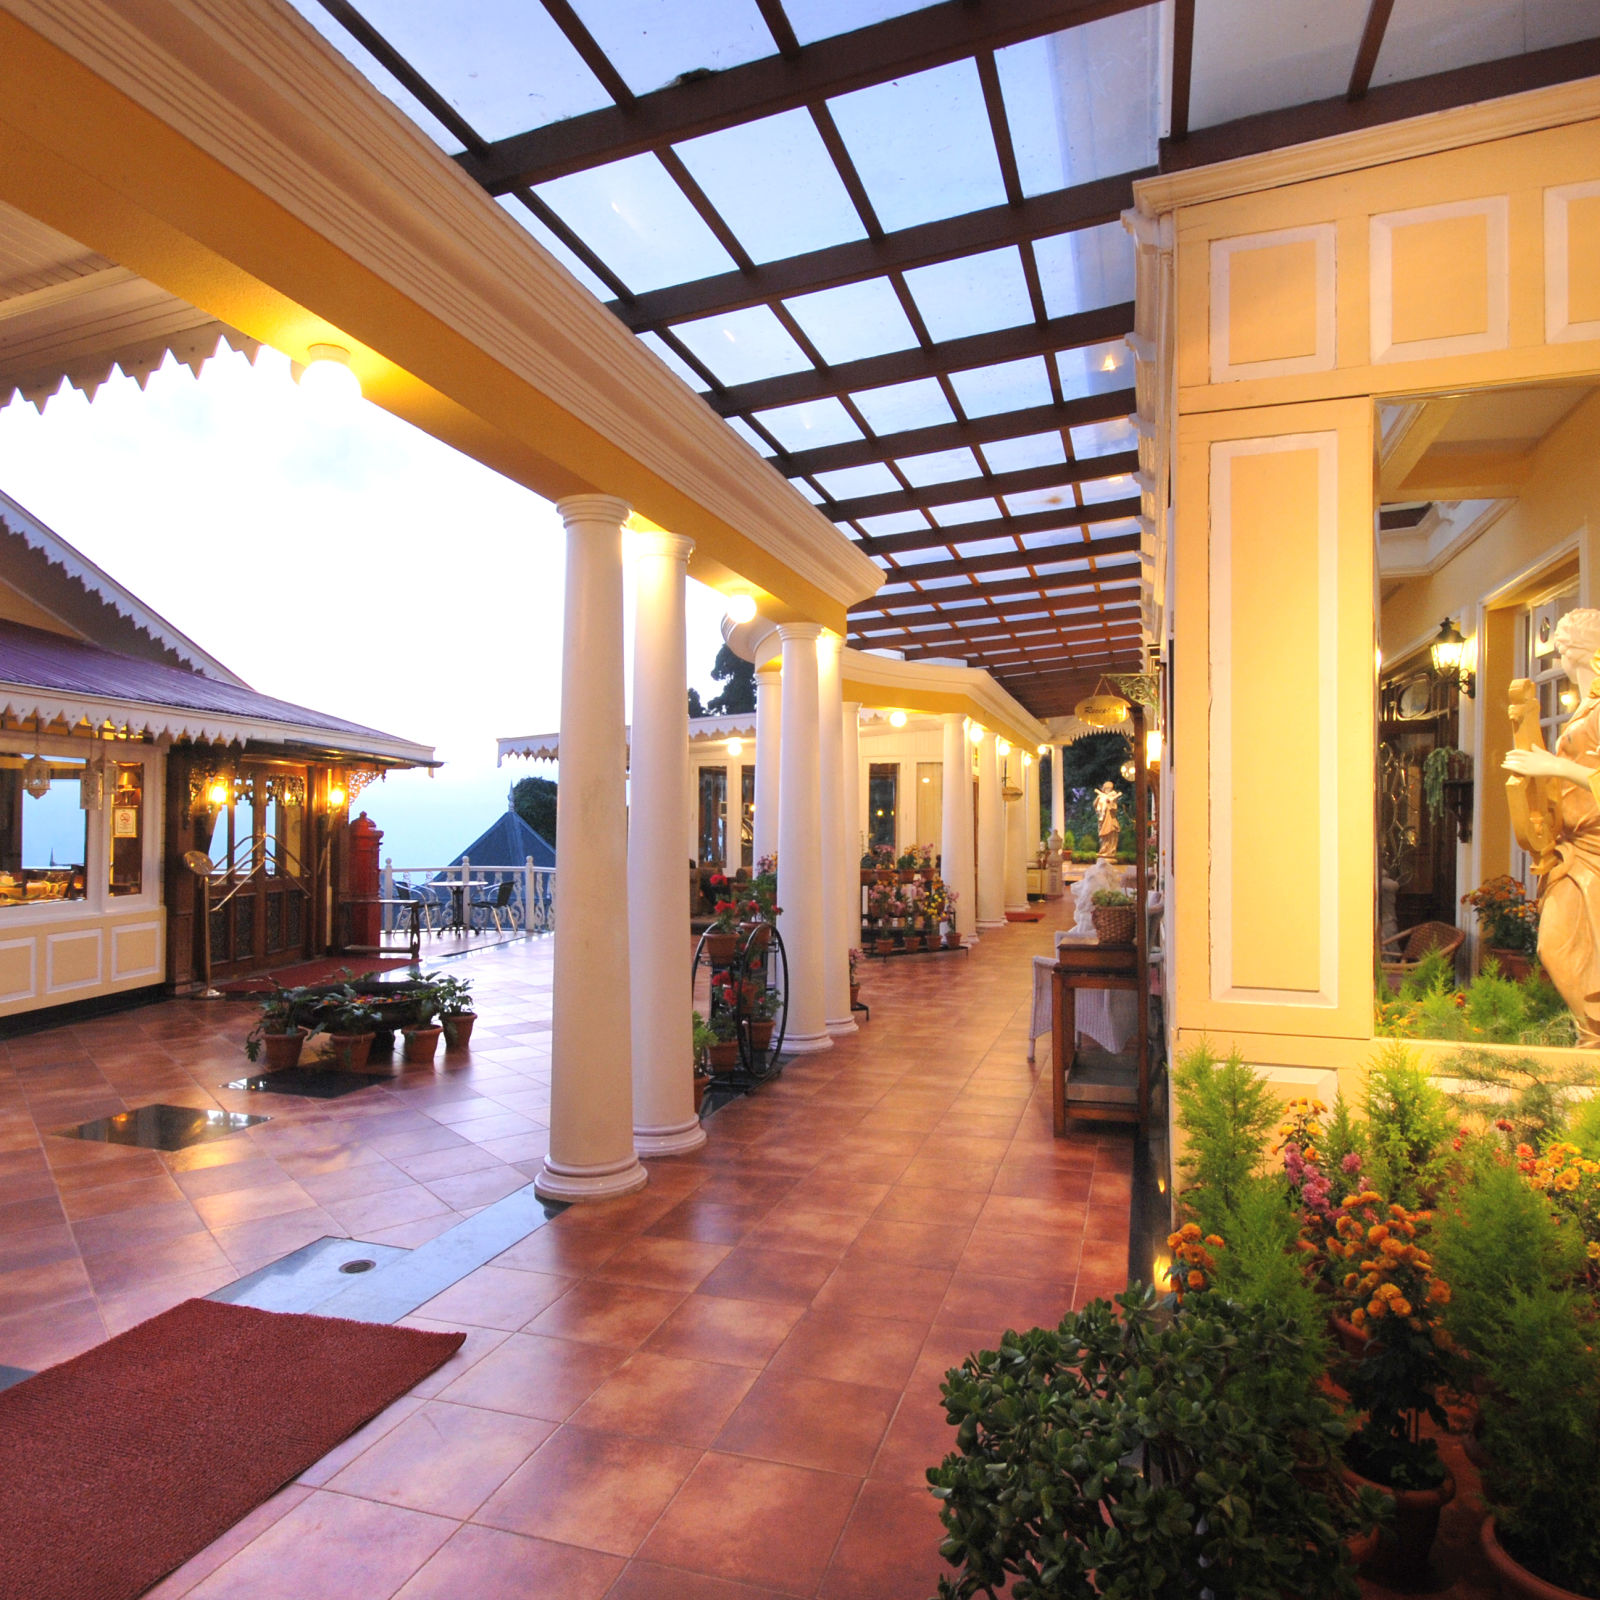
[1422,746,1470,821]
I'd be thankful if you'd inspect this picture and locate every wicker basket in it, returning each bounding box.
[1090,904,1137,947]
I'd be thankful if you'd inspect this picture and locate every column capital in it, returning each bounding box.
[843,700,862,715]
[940,711,965,727]
[555,492,630,531]
[776,621,824,643]
[755,660,782,680]
[630,528,695,563]
[816,628,843,660]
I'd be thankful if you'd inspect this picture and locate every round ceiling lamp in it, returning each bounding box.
[968,722,984,746]
[725,593,757,624]
[297,343,362,412]
[727,738,743,756]
[887,710,907,728]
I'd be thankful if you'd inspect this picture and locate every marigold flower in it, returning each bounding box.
[1351,1308,1367,1326]
[1187,1270,1204,1289]
[1433,1327,1453,1350]
[1392,1297,1413,1317]
[1428,1280,1452,1305]
[1367,1299,1386,1318]
[1343,1272,1359,1290]
[1204,1235,1224,1249]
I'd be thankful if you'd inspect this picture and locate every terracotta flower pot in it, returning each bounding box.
[746,1018,775,1051]
[1330,1313,1370,1359]
[859,868,876,886]
[707,1039,740,1074]
[1480,1516,1596,1600]
[849,982,860,1008]
[1485,947,1534,982]
[704,931,739,964]
[259,1029,306,1071]
[943,931,963,950]
[442,1013,476,1050]
[402,1025,442,1064]
[693,1075,709,1114]
[1342,1463,1455,1589]
[872,937,895,955]
[739,921,771,955]
[328,1031,376,1071]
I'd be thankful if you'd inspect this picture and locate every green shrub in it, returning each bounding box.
[1377,950,1576,1046]
[1442,1049,1599,1149]
[1174,1042,1278,1230]
[1567,1094,1600,1161]
[929,1286,1378,1600]
[1361,1044,1453,1208]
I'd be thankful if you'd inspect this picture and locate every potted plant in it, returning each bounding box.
[706,1006,739,1074]
[744,983,779,1052]
[307,986,379,1071]
[401,981,444,1064]
[941,888,962,948]
[848,948,861,1009]
[1090,886,1136,946]
[749,852,779,930]
[243,983,310,1069]
[929,1284,1382,1600]
[431,972,477,1050]
[859,847,877,884]
[691,1010,716,1112]
[704,873,744,963]
[1462,874,1539,981]
[895,845,919,881]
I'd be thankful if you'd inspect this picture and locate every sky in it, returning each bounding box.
[0,345,735,865]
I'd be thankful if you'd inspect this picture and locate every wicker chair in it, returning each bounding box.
[1379,919,1465,991]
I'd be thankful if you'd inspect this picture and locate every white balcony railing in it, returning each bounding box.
[379,856,553,936]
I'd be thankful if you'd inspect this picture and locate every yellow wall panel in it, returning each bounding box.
[1227,240,1320,365]
[47,930,100,991]
[111,923,159,979]
[0,940,34,1003]
[1389,212,1490,344]
[1567,194,1600,326]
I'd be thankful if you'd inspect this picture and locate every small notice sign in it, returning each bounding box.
[113,807,139,839]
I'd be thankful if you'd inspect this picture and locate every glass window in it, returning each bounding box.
[868,763,898,850]
[496,198,618,300]
[751,396,863,452]
[1070,417,1139,457]
[638,331,712,390]
[903,247,1035,342]
[849,378,955,435]
[1034,222,1137,319]
[725,416,777,455]
[929,498,1000,527]
[535,153,738,293]
[827,59,1007,232]
[948,356,1054,418]
[698,766,728,866]
[571,0,777,97]
[1374,0,1598,94]
[741,767,755,871]
[109,762,144,897]
[813,463,901,499]
[674,108,868,262]
[0,756,88,906]
[980,432,1067,474]
[790,477,826,504]
[1188,0,1366,131]
[781,278,920,363]
[783,0,931,46]
[896,447,980,487]
[669,305,815,386]
[955,535,1023,558]
[857,511,931,536]
[1002,486,1078,516]
[1056,341,1134,396]
[1079,473,1138,505]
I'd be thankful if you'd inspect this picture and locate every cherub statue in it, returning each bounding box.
[1093,781,1122,859]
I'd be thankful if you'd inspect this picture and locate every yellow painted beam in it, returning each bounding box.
[1392,447,1533,501]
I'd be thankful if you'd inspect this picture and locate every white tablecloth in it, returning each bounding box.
[1027,945,1139,1060]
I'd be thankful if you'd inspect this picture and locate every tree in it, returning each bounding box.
[511,775,557,843]
[687,686,706,718]
[705,644,756,715]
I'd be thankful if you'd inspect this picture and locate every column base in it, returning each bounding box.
[783,1028,835,1055]
[825,1014,858,1036]
[634,1118,708,1156]
[1004,904,1028,916]
[534,1153,649,1203]
[976,918,1006,929]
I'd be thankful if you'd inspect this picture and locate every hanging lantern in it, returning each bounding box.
[22,757,52,799]
[1120,759,1137,782]
[1074,676,1131,728]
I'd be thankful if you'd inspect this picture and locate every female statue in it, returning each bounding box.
[1501,607,1600,1045]
[1093,781,1122,859]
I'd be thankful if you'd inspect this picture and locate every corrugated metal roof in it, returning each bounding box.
[446,809,554,869]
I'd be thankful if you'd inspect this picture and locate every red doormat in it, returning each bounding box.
[1005,909,1046,922]
[0,1298,462,1600]
[216,955,415,996]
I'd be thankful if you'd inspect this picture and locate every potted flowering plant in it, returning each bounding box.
[305,986,380,1071]
[243,983,312,1069]
[1462,874,1539,979]
[706,1004,739,1073]
[705,873,749,962]
[941,887,962,948]
[743,983,780,1052]
[691,1010,715,1111]
[895,845,919,879]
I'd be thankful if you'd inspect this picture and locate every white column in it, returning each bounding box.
[940,714,976,942]
[776,623,832,1054]
[1004,750,1028,914]
[1024,752,1041,858]
[1049,743,1066,843]
[753,663,780,867]
[537,494,647,1202]
[843,701,863,950]
[628,530,705,1158]
[975,729,1006,927]
[818,632,855,1035]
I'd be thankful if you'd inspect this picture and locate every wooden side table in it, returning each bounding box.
[1050,943,1148,1134]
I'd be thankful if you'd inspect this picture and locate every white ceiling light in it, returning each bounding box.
[297,343,362,412]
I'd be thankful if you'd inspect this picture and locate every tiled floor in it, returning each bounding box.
[2,908,1132,1599]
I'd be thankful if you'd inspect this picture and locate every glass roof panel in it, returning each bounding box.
[955,536,1024,558]
[1070,417,1138,457]
[996,9,1161,192]
[783,0,937,45]
[930,498,1001,527]
[859,511,932,536]
[1002,486,1079,517]
[673,109,869,263]
[1080,473,1137,505]
[568,0,778,96]
[1034,222,1137,318]
[782,279,920,363]
[1056,341,1134,396]
[1087,516,1141,543]
[915,576,978,591]
[947,356,1054,418]
[752,397,863,452]
[724,415,775,455]
[1188,0,1366,131]
[535,153,737,292]
[496,197,615,298]
[903,247,1035,342]
[849,378,955,435]
[892,547,960,568]
[979,433,1066,473]
[813,463,902,499]
[320,1,616,143]
[896,448,980,487]
[668,305,815,385]
[792,478,825,504]
[637,330,711,390]
[826,59,1007,232]
[1374,0,1600,86]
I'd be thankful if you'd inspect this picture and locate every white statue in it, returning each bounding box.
[1069,857,1125,937]
[1093,781,1122,859]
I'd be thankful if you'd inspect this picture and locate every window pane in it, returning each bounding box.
[849,378,954,435]
[1079,472,1138,504]
[1056,340,1134,397]
[698,766,729,866]
[669,305,815,385]
[980,432,1066,473]
[929,498,999,527]
[1034,222,1136,317]
[896,447,979,487]
[868,763,898,850]
[813,463,900,499]
[752,396,863,452]
[858,510,931,536]
[109,762,144,897]
[903,247,1035,342]
[497,198,618,300]
[638,331,712,390]
[784,0,933,46]
[947,356,1053,418]
[782,278,920,363]
[725,415,776,455]
[1070,417,1138,457]
[535,153,738,293]
[674,108,868,262]
[827,59,1007,231]
[571,0,777,96]
[0,758,88,904]
[1189,0,1365,131]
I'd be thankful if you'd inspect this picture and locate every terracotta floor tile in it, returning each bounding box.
[0,1256,91,1316]
[935,1270,1076,1335]
[642,1293,804,1369]
[190,1180,319,1231]
[395,1319,511,1399]
[424,1164,529,1210]
[896,1156,995,1193]
[590,1235,731,1292]
[960,1225,1084,1282]
[644,1197,771,1244]
[320,1184,452,1236]
[744,1206,868,1260]
[391,1142,506,1181]
[171,1156,294,1201]
[872,1184,988,1227]
[327,1399,553,1518]
[525,1279,685,1349]
[98,1267,239,1335]
[0,1222,77,1273]
[185,1488,453,1599]
[490,1224,620,1276]
[768,1309,927,1390]
[414,1264,572,1331]
[713,1369,898,1475]
[70,1199,206,1257]
[846,1218,972,1271]
[209,1209,346,1272]
[696,1245,836,1306]
[604,1561,791,1600]
[809,1260,952,1323]
[974,1193,1089,1238]
[870,1381,961,1488]
[394,1524,623,1600]
[818,1479,953,1600]
[569,1350,757,1447]
[437,1331,624,1421]
[637,1451,861,1597]
[0,1193,67,1232]
[475,1425,700,1556]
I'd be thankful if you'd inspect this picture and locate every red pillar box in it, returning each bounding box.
[347,811,383,949]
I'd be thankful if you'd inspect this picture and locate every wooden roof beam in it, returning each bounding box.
[856,567,1143,613]
[874,534,1141,584]
[824,450,1138,522]
[863,497,1141,557]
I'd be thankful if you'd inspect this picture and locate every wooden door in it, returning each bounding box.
[205,764,313,976]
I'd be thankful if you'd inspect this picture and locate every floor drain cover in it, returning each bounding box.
[338,1259,377,1274]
